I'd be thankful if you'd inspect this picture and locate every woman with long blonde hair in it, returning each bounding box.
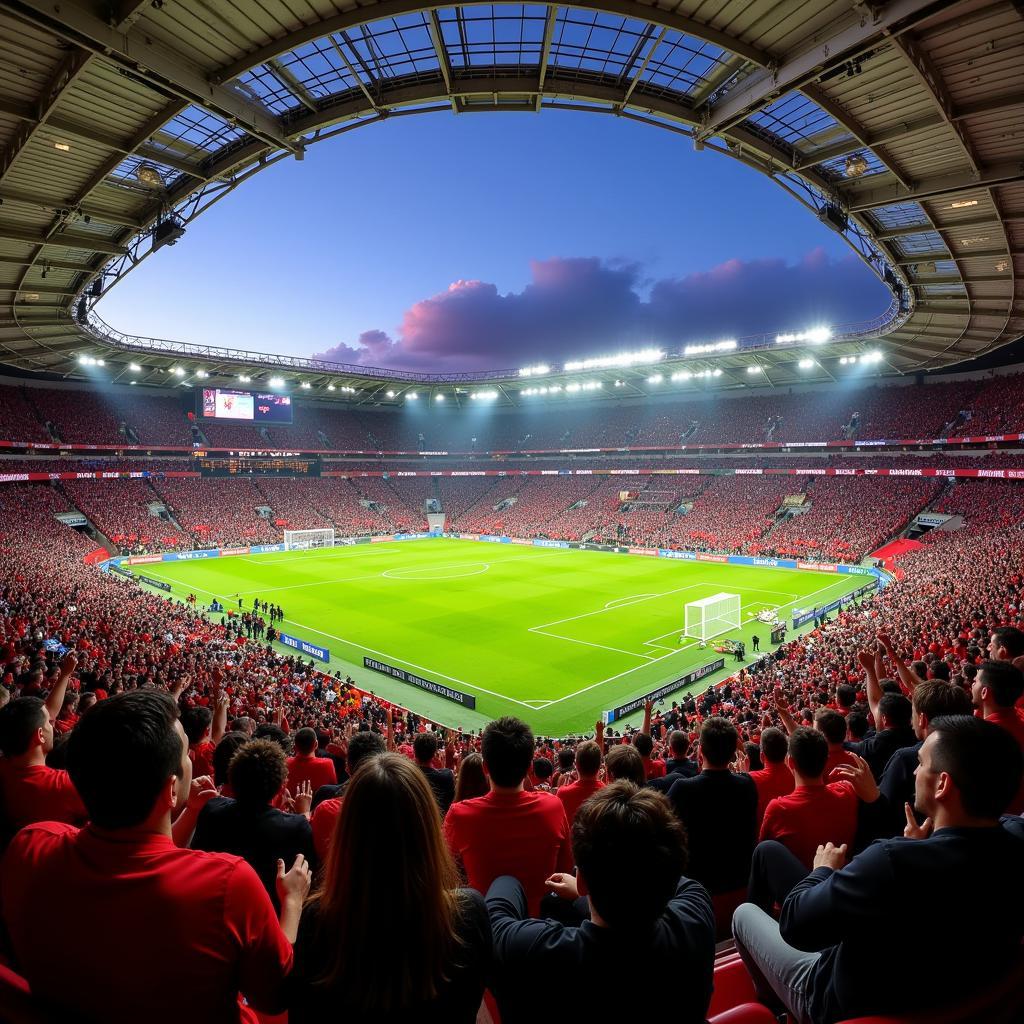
[287,753,491,1021]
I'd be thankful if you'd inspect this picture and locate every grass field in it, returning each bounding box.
[127,539,865,735]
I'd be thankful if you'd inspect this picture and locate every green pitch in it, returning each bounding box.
[127,539,865,736]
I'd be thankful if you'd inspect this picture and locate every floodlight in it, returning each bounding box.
[798,358,815,369]
[746,365,763,374]
[172,367,185,377]
[301,381,311,389]
[647,374,663,384]
[684,340,736,357]
[270,377,285,387]
[129,362,141,372]
[519,364,550,377]
[435,393,445,402]
[407,392,418,400]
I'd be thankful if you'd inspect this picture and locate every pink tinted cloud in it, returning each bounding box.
[311,250,889,371]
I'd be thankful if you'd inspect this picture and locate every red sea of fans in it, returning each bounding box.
[1,380,1024,1021]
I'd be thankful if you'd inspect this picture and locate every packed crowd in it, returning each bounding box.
[3,370,1023,453]
[0,465,1023,1020]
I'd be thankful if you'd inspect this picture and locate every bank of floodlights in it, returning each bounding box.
[563,348,663,372]
[776,327,832,345]
[683,340,736,357]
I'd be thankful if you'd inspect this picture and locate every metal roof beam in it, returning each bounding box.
[909,273,1006,284]
[0,48,93,188]
[0,223,127,254]
[873,215,999,239]
[0,187,143,229]
[617,26,667,112]
[689,53,748,108]
[535,5,557,112]
[1,0,297,154]
[426,11,458,113]
[0,254,96,273]
[845,162,1024,211]
[0,284,79,297]
[267,58,319,113]
[698,0,953,139]
[952,91,1024,121]
[889,33,979,173]
[796,112,944,168]
[211,0,771,85]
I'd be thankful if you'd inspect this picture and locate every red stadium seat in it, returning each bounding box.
[711,888,747,942]
[710,1005,780,1024]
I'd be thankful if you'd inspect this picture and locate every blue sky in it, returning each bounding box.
[97,110,890,369]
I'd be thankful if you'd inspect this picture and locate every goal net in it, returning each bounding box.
[684,592,742,641]
[284,528,335,551]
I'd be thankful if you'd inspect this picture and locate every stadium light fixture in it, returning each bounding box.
[239,374,251,383]
[269,377,285,388]
[196,369,209,378]
[300,381,311,389]
[385,390,396,398]
[746,365,763,374]
[96,359,105,367]
[563,348,663,372]
[798,358,816,369]
[647,373,664,384]
[613,379,625,387]
[340,386,357,394]
[519,364,550,377]
[471,390,499,400]
[949,199,978,209]
[327,384,336,391]
[776,327,832,345]
[128,362,141,372]
[684,340,736,357]
[54,141,71,152]
[844,154,869,178]
[406,392,418,400]
[435,393,445,402]
[172,367,185,377]
[671,370,692,382]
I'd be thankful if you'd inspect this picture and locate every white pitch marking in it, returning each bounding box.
[527,627,657,661]
[604,593,658,609]
[539,577,858,709]
[530,584,707,631]
[381,562,491,581]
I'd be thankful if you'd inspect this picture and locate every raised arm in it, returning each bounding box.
[211,668,228,745]
[44,650,78,724]
[641,700,653,737]
[773,691,800,736]
[877,634,924,697]
[385,706,396,752]
[857,649,883,726]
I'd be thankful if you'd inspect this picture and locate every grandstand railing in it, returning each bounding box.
[80,299,906,384]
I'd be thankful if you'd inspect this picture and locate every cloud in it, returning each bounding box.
[311,249,890,370]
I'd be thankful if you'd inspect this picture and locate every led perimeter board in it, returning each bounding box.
[200,388,293,424]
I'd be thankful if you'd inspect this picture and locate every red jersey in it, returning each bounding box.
[443,789,573,915]
[760,782,859,869]
[824,747,858,780]
[749,761,795,822]
[0,761,87,832]
[286,753,337,794]
[1,822,292,1023]
[190,741,215,779]
[310,796,342,862]
[555,778,604,823]
[643,757,667,780]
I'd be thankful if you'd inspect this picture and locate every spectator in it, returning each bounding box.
[733,716,1024,1024]
[634,731,665,779]
[192,738,316,906]
[454,751,488,803]
[604,742,646,786]
[444,716,572,915]
[749,726,795,821]
[814,710,858,777]
[852,692,916,780]
[532,756,554,791]
[212,731,248,796]
[668,717,758,894]
[287,726,338,795]
[309,730,386,860]
[973,660,1024,750]
[1,690,310,1023]
[988,625,1024,664]
[757,728,858,872]
[0,652,86,834]
[414,730,455,814]
[487,782,715,1022]
[287,754,490,1023]
[555,740,604,822]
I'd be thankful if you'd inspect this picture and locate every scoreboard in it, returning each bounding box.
[193,451,321,477]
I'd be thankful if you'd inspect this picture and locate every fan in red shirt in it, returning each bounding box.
[287,727,338,794]
[555,740,604,823]
[747,727,794,822]
[814,709,859,776]
[1,689,311,1024]
[973,660,1024,813]
[444,716,572,915]
[759,726,858,869]
[0,651,87,834]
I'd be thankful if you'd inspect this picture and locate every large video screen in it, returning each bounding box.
[200,388,292,424]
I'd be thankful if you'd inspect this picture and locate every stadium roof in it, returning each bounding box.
[0,0,1022,404]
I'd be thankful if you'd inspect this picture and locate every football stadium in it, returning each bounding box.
[1,0,1024,1021]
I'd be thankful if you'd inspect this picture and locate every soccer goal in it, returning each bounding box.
[283,528,335,551]
[684,592,742,641]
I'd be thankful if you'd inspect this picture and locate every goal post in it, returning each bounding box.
[684,592,742,641]
[283,528,335,551]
